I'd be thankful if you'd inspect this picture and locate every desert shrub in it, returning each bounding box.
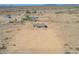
[69,47,73,49]
[20,20,24,23]
[75,47,79,51]
[9,21,13,23]
[55,11,64,14]
[13,44,16,46]
[75,21,79,23]
[65,52,71,54]
[64,43,69,46]
[22,15,32,21]
[0,44,7,50]
[4,37,9,40]
[9,19,17,23]
[26,10,31,13]
[32,10,37,13]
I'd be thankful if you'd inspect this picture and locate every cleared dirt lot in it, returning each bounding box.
[0,7,79,53]
[6,22,64,53]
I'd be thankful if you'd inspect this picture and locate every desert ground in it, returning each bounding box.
[0,6,79,54]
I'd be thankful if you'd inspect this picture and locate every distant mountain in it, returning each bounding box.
[0,4,79,7]
[44,4,79,6]
[0,4,45,7]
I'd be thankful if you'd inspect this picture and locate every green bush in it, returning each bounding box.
[9,19,17,23]
[55,11,64,14]
[22,15,32,21]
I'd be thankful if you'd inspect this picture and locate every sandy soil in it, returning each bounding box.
[1,7,79,54]
[6,22,64,53]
